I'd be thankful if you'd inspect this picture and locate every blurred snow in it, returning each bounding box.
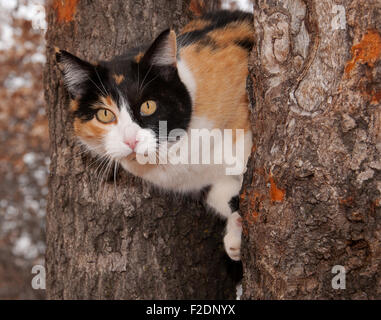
[0,0,17,10]
[222,0,254,12]
[4,73,32,91]
[13,233,39,259]
[0,0,46,50]
[23,152,37,166]
[0,23,14,50]
[14,1,46,31]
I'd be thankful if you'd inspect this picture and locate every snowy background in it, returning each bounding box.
[0,0,47,299]
[0,0,252,299]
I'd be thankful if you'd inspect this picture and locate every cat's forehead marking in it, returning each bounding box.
[103,95,113,106]
[70,99,79,112]
[113,74,124,85]
[134,52,144,63]
[99,95,119,114]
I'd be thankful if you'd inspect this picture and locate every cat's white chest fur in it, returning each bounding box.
[120,115,228,192]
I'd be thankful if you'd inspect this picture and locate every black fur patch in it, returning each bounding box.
[235,38,254,52]
[229,195,239,213]
[195,36,218,52]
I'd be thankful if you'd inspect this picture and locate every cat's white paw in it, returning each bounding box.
[224,231,241,261]
[224,212,242,261]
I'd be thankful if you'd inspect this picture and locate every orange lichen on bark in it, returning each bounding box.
[248,191,265,223]
[345,29,381,75]
[339,196,354,206]
[189,0,205,17]
[370,89,381,105]
[269,175,285,203]
[244,209,259,226]
[250,210,259,223]
[53,0,78,23]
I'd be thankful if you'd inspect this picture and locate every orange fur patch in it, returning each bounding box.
[180,43,251,134]
[73,118,107,142]
[179,20,253,135]
[181,19,211,33]
[113,74,124,85]
[134,52,144,63]
[208,21,253,48]
[70,99,79,112]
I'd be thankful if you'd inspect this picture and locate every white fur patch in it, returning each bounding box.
[177,58,196,103]
[104,101,156,160]
[206,176,242,218]
[224,212,242,261]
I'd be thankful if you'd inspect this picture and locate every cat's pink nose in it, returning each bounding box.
[125,139,137,150]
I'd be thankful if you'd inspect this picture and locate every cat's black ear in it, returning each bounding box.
[141,29,177,67]
[56,49,94,99]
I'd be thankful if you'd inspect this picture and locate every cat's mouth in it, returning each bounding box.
[126,152,137,161]
[125,150,157,164]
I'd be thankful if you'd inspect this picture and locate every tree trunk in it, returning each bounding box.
[44,0,237,300]
[241,0,380,299]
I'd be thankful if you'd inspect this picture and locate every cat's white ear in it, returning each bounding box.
[56,49,94,98]
[142,29,177,67]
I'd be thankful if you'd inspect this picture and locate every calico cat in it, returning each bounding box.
[56,10,254,261]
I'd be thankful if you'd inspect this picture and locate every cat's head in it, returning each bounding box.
[56,29,192,163]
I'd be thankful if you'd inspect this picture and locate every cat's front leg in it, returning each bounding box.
[206,176,243,261]
[224,211,242,261]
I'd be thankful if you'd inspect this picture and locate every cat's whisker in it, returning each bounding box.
[88,153,109,170]
[140,74,159,93]
[94,155,111,182]
[99,157,114,195]
[94,67,109,97]
[139,64,152,93]
[137,62,140,92]
[113,160,119,198]
[96,160,112,196]
[85,73,108,98]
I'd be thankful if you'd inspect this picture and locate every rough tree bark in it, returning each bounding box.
[241,0,380,299]
[44,0,238,300]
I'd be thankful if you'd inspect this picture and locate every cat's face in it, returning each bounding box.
[56,30,192,163]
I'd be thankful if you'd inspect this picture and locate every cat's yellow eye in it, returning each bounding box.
[96,108,116,124]
[140,100,157,116]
